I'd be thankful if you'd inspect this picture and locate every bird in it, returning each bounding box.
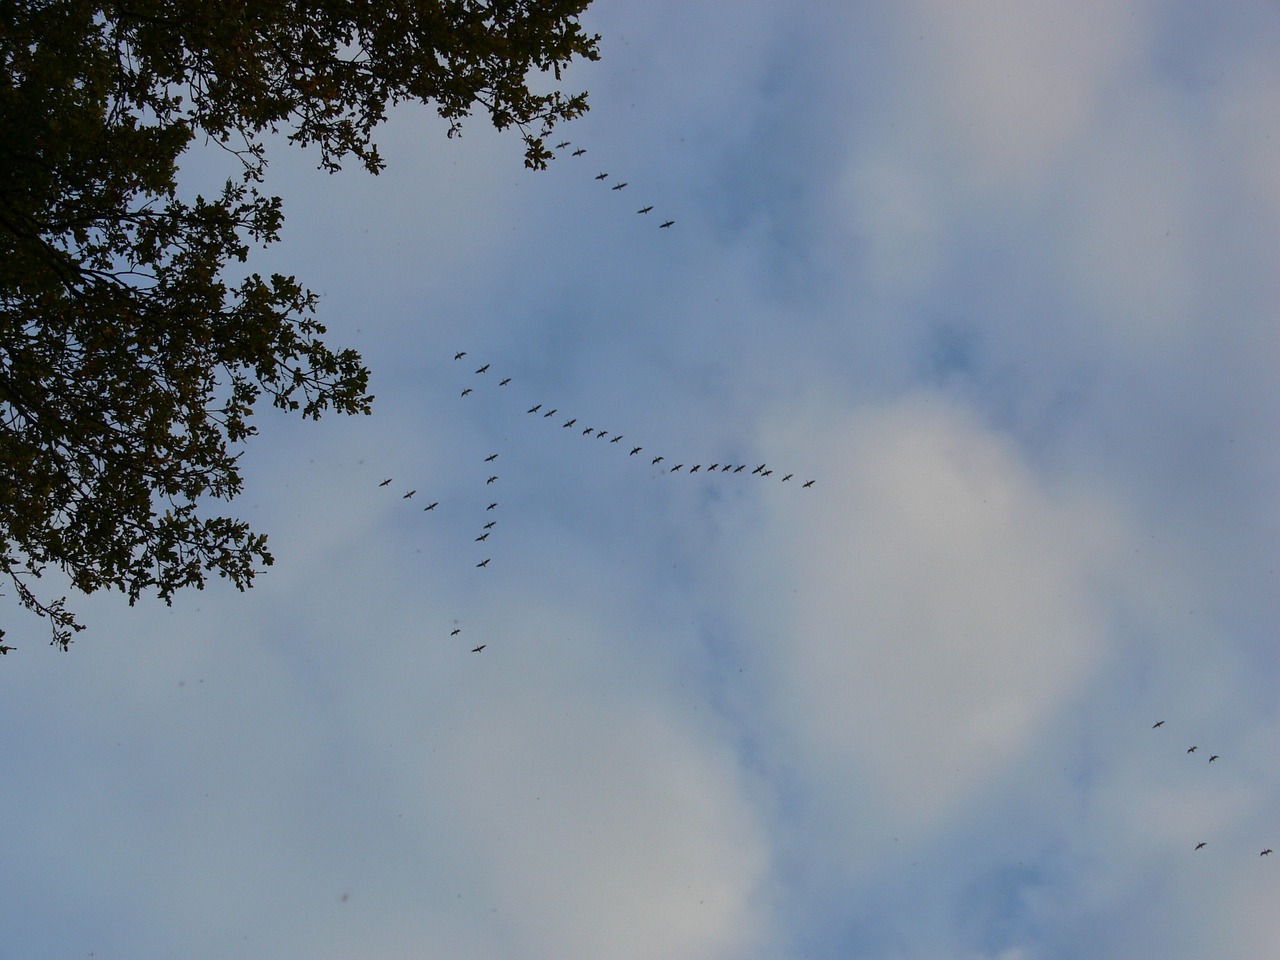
[596,429,608,438]
[483,521,496,529]
[734,465,746,473]
[652,456,664,465]
[472,645,486,653]
[486,476,498,485]
[423,502,439,511]
[475,533,489,542]
[610,435,622,443]
[660,220,675,228]
[528,404,541,413]
[583,426,594,435]
[476,559,490,568]
[499,377,511,386]
[572,148,586,156]
[563,418,576,428]
[403,490,416,499]
[752,464,765,475]
[637,206,653,214]
[595,172,608,180]
[630,447,642,456]
[761,469,773,477]
[0,644,14,654]
[720,464,732,472]
[544,408,557,417]
[485,453,498,462]
[1153,721,1165,728]
[709,464,719,471]
[1209,755,1219,763]
[454,351,466,360]
[782,474,793,482]
[1263,849,1274,856]
[1187,746,1198,753]
[670,464,684,472]
[486,503,497,511]
[555,140,570,149]
[689,465,701,473]
[803,479,815,487]
[1195,842,1207,850]
[611,182,628,190]
[451,628,461,636]
[475,363,490,374]
[379,478,393,487]
[461,388,472,396]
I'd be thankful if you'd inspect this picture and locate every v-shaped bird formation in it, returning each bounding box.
[375,350,816,655]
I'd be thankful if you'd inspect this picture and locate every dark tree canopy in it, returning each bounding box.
[0,0,600,649]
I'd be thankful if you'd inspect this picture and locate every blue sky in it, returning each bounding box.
[4,1,1280,957]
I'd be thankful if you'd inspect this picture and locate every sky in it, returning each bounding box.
[3,1,1280,958]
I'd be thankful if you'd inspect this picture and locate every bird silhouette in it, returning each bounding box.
[782,474,793,482]
[454,351,466,360]
[483,521,496,529]
[734,465,746,473]
[544,408,557,417]
[476,559,490,568]
[475,364,490,374]
[450,628,461,636]
[379,478,393,487]
[572,148,586,156]
[670,464,683,472]
[611,182,628,190]
[1188,746,1198,753]
[486,503,497,511]
[556,141,570,149]
[1195,842,1207,850]
[752,464,765,475]
[583,426,594,435]
[802,479,814,487]
[637,206,653,214]
[689,465,701,473]
[761,469,773,477]
[596,429,608,438]
[1263,849,1274,856]
[472,645,486,653]
[475,533,489,542]
[1209,755,1219,763]
[486,476,498,485]
[660,220,675,228]
[630,447,642,456]
[563,418,577,428]
[424,502,439,511]
[595,172,608,180]
[528,404,541,413]
[652,456,664,465]
[720,464,732,472]
[485,453,498,462]
[461,388,472,396]
[1153,721,1165,728]
[610,435,622,443]
[403,490,416,499]
[499,377,511,385]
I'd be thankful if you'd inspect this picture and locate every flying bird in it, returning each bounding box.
[544,408,557,417]
[379,478,393,487]
[461,388,472,397]
[483,521,496,529]
[454,351,466,360]
[475,364,490,374]
[660,220,675,228]
[734,465,746,473]
[637,206,653,214]
[761,469,773,477]
[423,502,439,511]
[1263,849,1274,856]
[563,418,576,428]
[499,377,511,385]
[802,479,815,487]
[1209,755,1219,763]
[486,476,498,485]
[583,426,594,435]
[485,453,498,462]
[528,404,541,413]
[611,182,628,190]
[752,464,765,475]
[630,447,642,456]
[721,464,732,472]
[555,141,570,149]
[595,172,608,180]
[689,465,701,473]
[596,429,608,438]
[475,533,489,542]
[610,435,622,443]
[1195,842,1207,850]
[472,645,486,653]
[486,503,497,511]
[1187,746,1198,753]
[450,628,461,636]
[403,490,416,499]
[652,456,664,465]
[476,559,490,568]
[709,464,719,471]
[782,474,793,482]
[572,148,586,156]
[670,464,684,472]
[1153,721,1165,728]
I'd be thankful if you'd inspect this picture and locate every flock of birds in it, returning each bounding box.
[552,140,676,229]
[371,350,815,654]
[1149,720,1274,859]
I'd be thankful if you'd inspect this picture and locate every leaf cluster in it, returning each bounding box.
[0,0,599,648]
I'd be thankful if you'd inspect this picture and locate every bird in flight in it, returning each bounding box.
[751,464,765,475]
[637,206,653,214]
[1187,746,1198,753]
[485,453,498,462]
[379,478,393,487]
[631,447,642,456]
[475,363,490,374]
[483,521,496,529]
[1209,755,1219,763]
[486,503,497,511]
[556,141,570,149]
[499,378,511,386]
[451,628,461,636]
[1195,842,1207,850]
[1263,849,1274,856]
[476,559,490,568]
[461,388,472,397]
[424,502,439,511]
[475,533,489,542]
[1153,721,1165,728]
[782,474,793,482]
[802,479,815,487]
[454,351,466,360]
[528,404,541,413]
[472,645,486,653]
[596,429,608,438]
[670,464,684,472]
[610,435,622,443]
[583,426,594,435]
[544,408,557,417]
[403,490,416,499]
[486,476,498,485]
[734,465,746,473]
[720,464,732,472]
[572,148,586,156]
[595,172,608,180]
[652,456,664,465]
[660,220,675,228]
[689,465,701,473]
[611,182,628,190]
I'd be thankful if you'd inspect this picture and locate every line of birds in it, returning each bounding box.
[552,140,675,229]
[1150,720,1273,858]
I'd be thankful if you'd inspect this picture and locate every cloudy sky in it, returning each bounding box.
[4,1,1280,957]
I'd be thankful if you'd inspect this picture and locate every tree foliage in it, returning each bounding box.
[0,0,599,649]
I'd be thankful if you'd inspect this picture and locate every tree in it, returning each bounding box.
[0,0,600,649]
